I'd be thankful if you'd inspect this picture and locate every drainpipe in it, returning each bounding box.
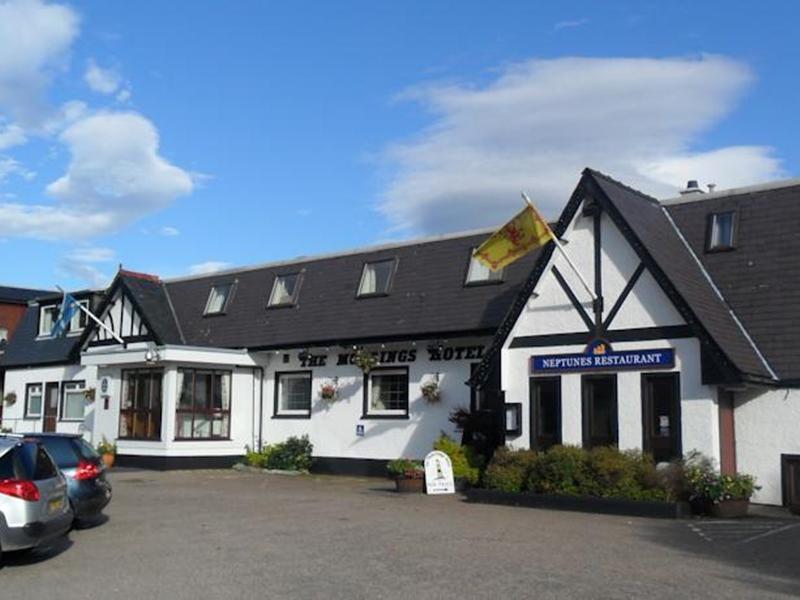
[254,366,264,450]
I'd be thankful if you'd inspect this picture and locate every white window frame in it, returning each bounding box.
[275,371,312,417]
[204,283,233,315]
[357,259,396,297]
[61,380,86,422]
[25,383,43,418]
[707,211,736,252]
[366,367,409,417]
[38,305,59,337]
[465,248,503,285]
[268,273,301,307]
[67,300,89,335]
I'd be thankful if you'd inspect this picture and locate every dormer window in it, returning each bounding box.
[357,259,396,297]
[69,300,89,332]
[707,211,736,252]
[465,249,503,285]
[38,305,59,336]
[204,283,233,315]
[268,273,301,307]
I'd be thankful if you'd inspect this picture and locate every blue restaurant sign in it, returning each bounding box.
[531,341,674,374]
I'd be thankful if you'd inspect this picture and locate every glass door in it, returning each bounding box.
[43,382,59,432]
[582,375,618,448]
[530,377,561,451]
[642,373,681,463]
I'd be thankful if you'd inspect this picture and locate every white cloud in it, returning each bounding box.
[0,111,194,240]
[84,59,121,94]
[188,261,232,275]
[0,0,79,129]
[159,226,180,236]
[380,56,785,233]
[58,246,116,287]
[0,157,34,183]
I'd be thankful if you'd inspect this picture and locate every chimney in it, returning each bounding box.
[680,180,704,195]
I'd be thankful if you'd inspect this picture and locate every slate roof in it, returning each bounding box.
[164,231,541,350]
[1,291,103,368]
[665,181,800,380]
[587,169,775,382]
[0,286,53,304]
[115,271,184,345]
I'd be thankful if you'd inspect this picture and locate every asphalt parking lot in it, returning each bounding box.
[2,469,799,599]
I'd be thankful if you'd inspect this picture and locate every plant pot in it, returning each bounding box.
[102,453,115,469]
[395,477,424,493]
[709,499,749,518]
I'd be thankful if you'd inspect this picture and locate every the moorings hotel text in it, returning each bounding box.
[1,169,799,509]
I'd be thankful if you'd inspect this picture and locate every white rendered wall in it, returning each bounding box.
[1,364,98,440]
[500,205,720,464]
[735,387,800,505]
[262,339,488,461]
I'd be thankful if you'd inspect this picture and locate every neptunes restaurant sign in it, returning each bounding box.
[531,341,674,374]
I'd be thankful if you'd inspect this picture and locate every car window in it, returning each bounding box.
[40,437,80,468]
[18,442,59,480]
[0,448,24,479]
[75,438,100,461]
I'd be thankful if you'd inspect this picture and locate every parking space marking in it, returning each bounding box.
[687,521,799,545]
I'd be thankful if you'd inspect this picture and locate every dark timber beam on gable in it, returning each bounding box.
[552,266,594,331]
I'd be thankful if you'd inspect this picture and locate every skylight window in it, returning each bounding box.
[268,273,301,307]
[357,259,395,297]
[707,211,736,252]
[204,283,233,315]
[465,249,503,285]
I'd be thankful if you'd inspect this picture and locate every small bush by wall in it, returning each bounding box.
[245,435,314,471]
[483,447,538,493]
[527,445,589,496]
[433,434,485,486]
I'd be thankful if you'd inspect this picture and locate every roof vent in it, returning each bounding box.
[680,180,704,195]
[707,183,717,193]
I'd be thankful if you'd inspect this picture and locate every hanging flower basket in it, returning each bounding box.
[319,377,339,401]
[353,349,379,373]
[421,377,441,403]
[3,392,17,406]
[84,387,97,403]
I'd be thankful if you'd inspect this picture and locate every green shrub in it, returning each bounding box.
[483,447,538,493]
[683,451,759,503]
[527,445,589,496]
[433,434,485,486]
[245,436,313,471]
[387,458,423,479]
[586,447,666,501]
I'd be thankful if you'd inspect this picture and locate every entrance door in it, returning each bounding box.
[582,375,618,448]
[43,382,59,432]
[642,373,682,463]
[530,377,561,451]
[782,455,800,509]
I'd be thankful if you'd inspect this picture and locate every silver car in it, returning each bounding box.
[0,437,73,556]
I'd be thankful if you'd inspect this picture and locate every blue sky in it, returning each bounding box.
[0,0,797,290]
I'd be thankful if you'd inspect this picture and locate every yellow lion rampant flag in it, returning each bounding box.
[473,200,554,271]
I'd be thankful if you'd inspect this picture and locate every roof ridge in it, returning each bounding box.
[162,226,497,284]
[660,176,800,205]
[583,168,660,205]
[119,269,161,283]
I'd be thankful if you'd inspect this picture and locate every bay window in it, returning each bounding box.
[176,369,231,439]
[119,369,163,440]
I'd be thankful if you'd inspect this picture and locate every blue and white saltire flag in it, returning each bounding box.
[51,293,80,338]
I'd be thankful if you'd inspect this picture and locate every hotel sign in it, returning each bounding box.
[531,341,674,374]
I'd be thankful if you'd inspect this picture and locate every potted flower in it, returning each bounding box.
[3,391,17,407]
[96,437,117,469]
[353,348,379,373]
[387,458,425,493]
[319,377,339,401]
[685,454,759,517]
[421,376,441,403]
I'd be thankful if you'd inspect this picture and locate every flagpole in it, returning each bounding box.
[56,286,126,346]
[521,192,597,302]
